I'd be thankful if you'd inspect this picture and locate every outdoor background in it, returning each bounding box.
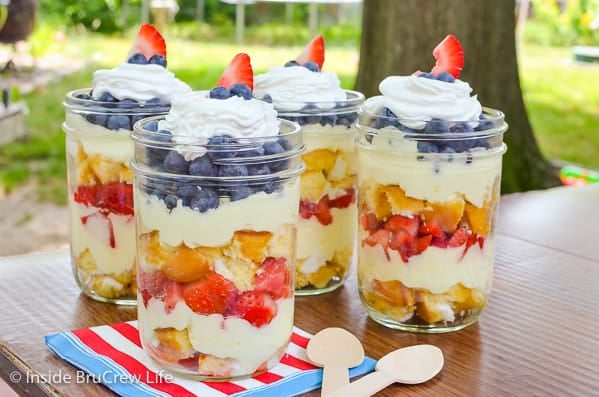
[0,0,598,256]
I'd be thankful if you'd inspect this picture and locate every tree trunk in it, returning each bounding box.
[355,0,560,193]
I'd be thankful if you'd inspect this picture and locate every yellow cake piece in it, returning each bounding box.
[361,180,392,220]
[139,230,176,271]
[423,195,466,233]
[88,155,125,184]
[300,169,327,202]
[464,202,491,235]
[161,244,216,282]
[266,224,296,258]
[154,328,196,363]
[197,354,237,378]
[383,185,426,216]
[228,230,273,264]
[302,148,338,175]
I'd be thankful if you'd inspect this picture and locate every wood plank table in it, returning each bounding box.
[1,184,598,397]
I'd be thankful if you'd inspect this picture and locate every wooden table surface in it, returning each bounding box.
[1,184,599,397]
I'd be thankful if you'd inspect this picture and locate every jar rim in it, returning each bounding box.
[262,89,365,116]
[64,88,171,114]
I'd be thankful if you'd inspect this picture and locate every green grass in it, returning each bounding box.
[518,44,599,169]
[1,33,598,205]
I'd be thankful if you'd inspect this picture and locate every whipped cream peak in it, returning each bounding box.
[158,91,281,142]
[253,66,346,110]
[92,63,191,103]
[363,75,482,129]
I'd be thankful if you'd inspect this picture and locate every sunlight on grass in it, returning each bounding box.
[518,44,599,168]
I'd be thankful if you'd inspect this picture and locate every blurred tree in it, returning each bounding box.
[355,0,560,193]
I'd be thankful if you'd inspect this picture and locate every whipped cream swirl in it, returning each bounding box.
[159,91,280,142]
[92,63,191,103]
[363,76,482,129]
[254,66,347,110]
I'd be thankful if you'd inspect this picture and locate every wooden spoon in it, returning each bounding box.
[326,344,444,397]
[306,327,365,396]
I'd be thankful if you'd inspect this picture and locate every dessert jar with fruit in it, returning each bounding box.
[254,35,365,295]
[131,53,305,379]
[355,35,508,332]
[63,24,191,304]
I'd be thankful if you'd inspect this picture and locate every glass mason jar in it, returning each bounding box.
[63,89,170,305]
[355,108,508,332]
[131,117,304,380]
[268,90,365,295]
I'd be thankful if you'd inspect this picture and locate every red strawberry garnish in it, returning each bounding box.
[315,195,333,225]
[128,23,166,60]
[363,229,391,260]
[448,228,469,247]
[183,272,239,315]
[430,34,464,79]
[388,229,413,262]
[414,234,433,255]
[418,219,445,239]
[227,291,277,327]
[254,257,291,300]
[74,183,134,216]
[384,215,419,237]
[216,53,254,90]
[328,188,356,209]
[139,271,169,307]
[295,35,325,70]
[164,281,183,314]
[360,213,381,234]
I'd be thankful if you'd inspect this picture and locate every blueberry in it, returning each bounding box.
[229,183,251,201]
[85,113,108,127]
[177,183,198,204]
[210,86,231,100]
[145,120,159,132]
[436,71,455,83]
[99,92,117,102]
[119,98,138,109]
[373,108,398,129]
[238,144,265,158]
[128,53,148,65]
[230,83,252,100]
[278,138,292,150]
[440,145,456,154]
[248,164,271,176]
[190,188,219,212]
[106,115,131,130]
[424,119,450,134]
[131,115,145,127]
[473,138,491,149]
[76,93,91,100]
[189,155,218,176]
[218,164,248,178]
[417,141,440,153]
[262,94,272,103]
[418,72,435,79]
[145,97,163,107]
[449,138,476,153]
[207,135,237,160]
[450,122,474,133]
[148,54,167,67]
[262,178,280,194]
[301,104,321,124]
[476,115,495,131]
[320,114,337,126]
[163,151,189,174]
[337,112,358,127]
[263,141,284,156]
[284,60,299,67]
[304,61,320,72]
[164,194,178,210]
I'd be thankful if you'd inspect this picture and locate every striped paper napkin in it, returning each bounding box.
[45,321,376,397]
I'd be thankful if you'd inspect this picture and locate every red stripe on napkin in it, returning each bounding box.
[280,353,318,371]
[111,322,142,346]
[252,372,284,383]
[72,328,196,397]
[290,332,310,349]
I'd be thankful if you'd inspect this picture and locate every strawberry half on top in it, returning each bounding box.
[295,35,325,71]
[127,23,167,67]
[216,53,254,91]
[430,34,464,79]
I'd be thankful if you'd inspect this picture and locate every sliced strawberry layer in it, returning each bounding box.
[361,209,485,263]
[299,188,355,226]
[139,271,182,313]
[227,291,277,328]
[183,271,239,315]
[430,34,464,78]
[128,23,166,59]
[74,182,134,216]
[254,257,291,300]
[295,35,325,69]
[216,53,253,90]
